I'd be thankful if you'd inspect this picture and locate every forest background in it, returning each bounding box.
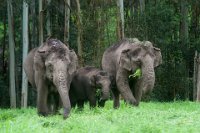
[0,0,200,108]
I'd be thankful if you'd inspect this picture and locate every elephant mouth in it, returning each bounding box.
[129,68,142,79]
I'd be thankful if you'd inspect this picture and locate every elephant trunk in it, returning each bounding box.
[98,83,110,107]
[101,86,110,100]
[141,56,155,94]
[54,71,71,119]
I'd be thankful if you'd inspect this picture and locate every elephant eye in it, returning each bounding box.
[46,63,53,71]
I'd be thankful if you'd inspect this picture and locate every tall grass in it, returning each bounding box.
[1,101,200,133]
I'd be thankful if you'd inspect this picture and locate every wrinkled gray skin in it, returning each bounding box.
[101,38,162,108]
[69,66,111,109]
[24,38,78,119]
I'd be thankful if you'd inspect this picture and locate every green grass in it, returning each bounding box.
[1,101,200,133]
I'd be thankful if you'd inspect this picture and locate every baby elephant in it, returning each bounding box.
[69,66,111,109]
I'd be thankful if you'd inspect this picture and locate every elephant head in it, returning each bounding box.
[35,38,78,119]
[119,40,162,95]
[90,71,111,105]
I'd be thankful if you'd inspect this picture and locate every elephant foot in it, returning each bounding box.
[38,111,49,117]
[63,108,70,119]
[113,105,119,109]
[113,101,120,109]
[98,99,106,107]
[126,98,138,107]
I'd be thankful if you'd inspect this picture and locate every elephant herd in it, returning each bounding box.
[24,37,162,119]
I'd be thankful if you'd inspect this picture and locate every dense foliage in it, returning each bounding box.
[0,0,200,107]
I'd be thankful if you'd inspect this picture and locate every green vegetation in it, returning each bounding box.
[129,68,142,79]
[1,101,200,133]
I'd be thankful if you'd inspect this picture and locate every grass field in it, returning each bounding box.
[1,101,200,133]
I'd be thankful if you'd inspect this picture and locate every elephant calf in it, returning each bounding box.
[69,66,111,109]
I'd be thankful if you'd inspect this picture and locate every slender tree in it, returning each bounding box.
[139,0,147,39]
[64,0,70,44]
[191,1,200,101]
[193,51,198,101]
[139,0,145,13]
[2,5,7,75]
[116,0,124,40]
[180,0,189,99]
[39,0,44,45]
[46,0,51,37]
[197,53,200,102]
[180,0,189,45]
[7,0,16,108]
[31,0,37,48]
[75,0,83,66]
[191,0,200,40]
[21,0,29,108]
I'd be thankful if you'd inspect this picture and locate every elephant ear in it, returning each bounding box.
[92,74,103,86]
[68,50,78,75]
[89,75,96,86]
[89,71,104,86]
[38,42,49,53]
[153,47,162,67]
[119,49,132,71]
[119,48,141,71]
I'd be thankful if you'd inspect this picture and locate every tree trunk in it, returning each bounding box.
[30,0,37,48]
[64,0,70,44]
[39,0,44,45]
[21,0,29,108]
[180,0,189,45]
[7,0,16,108]
[193,51,198,101]
[75,0,83,66]
[139,0,145,13]
[139,0,147,39]
[180,0,189,99]
[2,7,7,75]
[191,0,200,40]
[116,0,124,40]
[93,4,103,66]
[46,0,51,37]
[197,53,200,101]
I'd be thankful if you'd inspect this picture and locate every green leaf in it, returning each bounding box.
[129,69,142,79]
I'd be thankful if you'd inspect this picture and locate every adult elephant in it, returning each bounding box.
[24,38,78,119]
[101,38,162,108]
[69,66,111,109]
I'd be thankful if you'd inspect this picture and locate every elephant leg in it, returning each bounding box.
[133,79,143,105]
[89,96,96,108]
[112,88,120,108]
[35,71,49,116]
[116,70,137,106]
[37,85,49,116]
[77,100,84,110]
[86,86,96,108]
[47,92,54,114]
[51,92,60,114]
[98,99,106,107]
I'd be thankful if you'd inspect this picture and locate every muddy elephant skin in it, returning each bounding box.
[24,38,78,119]
[101,38,162,108]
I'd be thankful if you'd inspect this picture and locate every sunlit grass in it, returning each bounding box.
[1,101,200,133]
